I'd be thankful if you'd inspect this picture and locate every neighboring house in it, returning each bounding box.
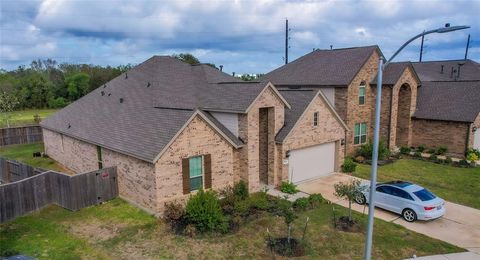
[261,46,420,155]
[409,60,480,156]
[41,56,347,214]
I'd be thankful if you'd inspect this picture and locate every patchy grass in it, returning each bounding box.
[0,198,463,259]
[1,109,58,128]
[353,159,480,209]
[0,143,68,172]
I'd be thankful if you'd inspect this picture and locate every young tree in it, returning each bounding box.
[0,91,19,127]
[334,179,363,222]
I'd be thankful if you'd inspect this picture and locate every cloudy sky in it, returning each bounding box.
[1,0,479,74]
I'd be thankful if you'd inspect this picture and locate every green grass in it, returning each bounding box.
[353,159,480,209]
[0,198,464,259]
[0,143,66,172]
[1,109,58,128]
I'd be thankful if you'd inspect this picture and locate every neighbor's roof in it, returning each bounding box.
[411,59,480,82]
[413,81,480,123]
[41,56,282,162]
[276,89,347,142]
[260,45,381,87]
[371,62,421,86]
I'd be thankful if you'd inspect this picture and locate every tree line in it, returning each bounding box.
[0,54,263,112]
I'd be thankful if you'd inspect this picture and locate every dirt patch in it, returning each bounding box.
[334,216,362,233]
[67,220,127,241]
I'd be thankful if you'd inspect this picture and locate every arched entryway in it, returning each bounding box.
[396,83,412,147]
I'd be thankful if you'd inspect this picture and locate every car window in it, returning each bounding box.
[376,185,393,195]
[390,187,414,200]
[413,189,436,201]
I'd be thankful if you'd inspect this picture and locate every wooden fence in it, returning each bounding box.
[0,158,118,223]
[0,157,45,184]
[0,125,43,146]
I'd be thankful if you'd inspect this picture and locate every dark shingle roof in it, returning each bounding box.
[413,81,480,123]
[260,46,380,87]
[411,59,480,82]
[371,62,420,85]
[276,90,318,142]
[41,56,257,162]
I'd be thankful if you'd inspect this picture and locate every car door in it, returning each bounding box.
[386,187,415,214]
[374,185,390,210]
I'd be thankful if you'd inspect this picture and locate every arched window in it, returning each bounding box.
[359,81,366,105]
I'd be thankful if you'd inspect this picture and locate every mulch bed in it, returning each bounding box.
[267,237,305,257]
[335,216,362,233]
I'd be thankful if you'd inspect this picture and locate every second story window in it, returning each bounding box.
[354,123,367,145]
[359,82,366,105]
[313,112,319,126]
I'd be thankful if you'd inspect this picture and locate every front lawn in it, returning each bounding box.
[353,159,480,209]
[1,109,58,128]
[0,143,68,173]
[0,198,463,259]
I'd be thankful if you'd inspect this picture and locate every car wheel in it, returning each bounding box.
[354,193,366,205]
[402,208,417,222]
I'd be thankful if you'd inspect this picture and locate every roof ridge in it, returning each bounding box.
[314,45,378,52]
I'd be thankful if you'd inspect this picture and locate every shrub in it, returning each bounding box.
[354,155,365,163]
[184,224,197,238]
[356,140,390,160]
[48,96,67,108]
[280,181,299,194]
[185,189,227,233]
[467,148,480,157]
[400,146,411,155]
[413,151,422,159]
[233,199,251,217]
[436,158,445,164]
[308,193,324,208]
[458,159,470,168]
[417,145,426,152]
[341,157,357,173]
[164,201,185,223]
[427,148,436,154]
[233,180,249,200]
[429,154,438,162]
[445,156,453,164]
[293,197,310,211]
[467,152,479,162]
[269,198,293,215]
[436,146,448,155]
[248,192,270,211]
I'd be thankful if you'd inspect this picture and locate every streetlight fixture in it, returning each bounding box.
[363,23,470,260]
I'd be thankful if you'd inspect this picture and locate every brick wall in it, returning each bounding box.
[237,86,285,191]
[281,94,346,181]
[155,115,235,212]
[412,119,469,156]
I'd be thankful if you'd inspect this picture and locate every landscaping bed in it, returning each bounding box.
[1,196,464,259]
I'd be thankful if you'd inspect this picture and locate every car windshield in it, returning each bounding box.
[413,189,436,201]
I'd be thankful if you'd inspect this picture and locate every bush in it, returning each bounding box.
[269,198,293,215]
[413,151,422,159]
[354,156,365,163]
[233,199,251,217]
[467,148,480,157]
[219,181,249,215]
[445,156,453,164]
[164,201,185,223]
[280,182,298,194]
[48,96,67,108]
[341,157,357,173]
[293,197,310,211]
[248,192,270,211]
[356,140,390,160]
[185,189,228,233]
[308,193,324,208]
[467,152,479,162]
[429,154,438,162]
[436,146,448,155]
[417,145,426,152]
[233,180,249,200]
[399,146,411,155]
[427,148,435,154]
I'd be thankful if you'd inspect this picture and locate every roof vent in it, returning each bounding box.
[330,45,333,50]
[101,91,105,96]
[67,123,71,129]
[108,93,111,96]
[440,65,444,74]
[457,62,465,79]
[147,82,151,87]
[232,72,235,77]
[103,84,107,88]
[119,98,124,103]
[450,67,454,78]
[125,73,128,79]
[219,65,223,72]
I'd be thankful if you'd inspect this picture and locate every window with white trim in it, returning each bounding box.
[354,123,367,145]
[189,156,203,191]
[359,82,366,105]
[313,112,319,126]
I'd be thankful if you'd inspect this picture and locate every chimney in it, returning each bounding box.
[440,65,444,74]
[219,65,223,72]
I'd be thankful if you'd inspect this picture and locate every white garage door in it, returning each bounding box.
[474,129,480,150]
[289,142,336,184]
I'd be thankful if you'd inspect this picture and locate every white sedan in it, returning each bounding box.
[355,181,445,222]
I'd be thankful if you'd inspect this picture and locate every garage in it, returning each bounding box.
[288,142,336,183]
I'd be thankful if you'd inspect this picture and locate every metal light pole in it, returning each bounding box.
[363,24,470,260]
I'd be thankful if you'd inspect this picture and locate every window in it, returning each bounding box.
[96,145,103,169]
[391,187,414,200]
[354,123,367,145]
[313,112,319,126]
[376,185,393,195]
[359,82,366,105]
[189,156,203,191]
[413,189,436,201]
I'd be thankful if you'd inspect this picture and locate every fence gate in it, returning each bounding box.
[95,167,118,204]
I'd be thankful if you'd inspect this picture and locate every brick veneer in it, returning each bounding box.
[280,94,346,182]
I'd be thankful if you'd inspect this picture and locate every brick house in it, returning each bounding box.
[409,60,480,156]
[41,56,347,214]
[261,46,420,155]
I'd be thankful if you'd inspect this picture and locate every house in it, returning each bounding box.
[261,46,420,155]
[409,60,480,156]
[41,56,347,214]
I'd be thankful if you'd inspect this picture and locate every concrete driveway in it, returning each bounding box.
[297,173,480,254]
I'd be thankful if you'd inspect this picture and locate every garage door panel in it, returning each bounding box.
[289,142,335,183]
[474,129,480,150]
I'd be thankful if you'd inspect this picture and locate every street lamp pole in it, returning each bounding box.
[363,24,470,260]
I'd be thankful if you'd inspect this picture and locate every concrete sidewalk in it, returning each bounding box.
[297,173,480,254]
[405,252,480,259]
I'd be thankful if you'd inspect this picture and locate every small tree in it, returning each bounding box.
[0,91,19,127]
[334,179,362,222]
[283,206,297,243]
